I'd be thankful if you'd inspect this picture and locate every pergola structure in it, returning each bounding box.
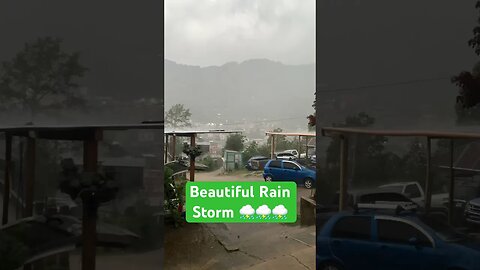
[164,129,242,181]
[321,126,480,224]
[0,122,164,270]
[265,131,316,159]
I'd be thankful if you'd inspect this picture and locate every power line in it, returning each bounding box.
[317,76,451,94]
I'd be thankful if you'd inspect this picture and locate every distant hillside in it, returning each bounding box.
[165,59,315,124]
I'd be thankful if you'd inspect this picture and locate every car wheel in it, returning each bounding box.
[304,178,313,189]
[265,175,273,182]
[319,262,342,270]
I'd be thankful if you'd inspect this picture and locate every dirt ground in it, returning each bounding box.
[163,169,316,270]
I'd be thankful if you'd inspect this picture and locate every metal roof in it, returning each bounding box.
[165,129,243,136]
[0,123,164,140]
[0,123,164,132]
[321,127,480,139]
[265,131,316,137]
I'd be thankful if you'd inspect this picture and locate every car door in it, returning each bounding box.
[374,216,443,270]
[282,161,301,183]
[329,216,378,270]
[265,160,284,180]
[405,184,424,206]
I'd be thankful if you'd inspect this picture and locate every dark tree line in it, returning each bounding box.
[0,37,87,122]
[452,1,480,123]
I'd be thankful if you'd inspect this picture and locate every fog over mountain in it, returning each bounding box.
[165,58,315,129]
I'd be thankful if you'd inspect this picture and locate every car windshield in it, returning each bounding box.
[378,185,403,194]
[418,216,468,242]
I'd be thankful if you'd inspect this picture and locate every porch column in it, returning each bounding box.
[339,136,349,211]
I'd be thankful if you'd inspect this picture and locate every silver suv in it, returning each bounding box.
[465,198,480,225]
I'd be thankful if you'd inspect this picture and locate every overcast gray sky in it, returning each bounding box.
[165,0,315,67]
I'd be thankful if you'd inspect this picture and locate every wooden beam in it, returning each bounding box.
[448,139,455,225]
[24,137,36,217]
[424,137,432,211]
[2,134,12,225]
[82,139,98,270]
[190,135,196,182]
[322,127,480,140]
[339,136,349,211]
[35,129,99,141]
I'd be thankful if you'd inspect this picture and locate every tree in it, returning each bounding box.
[468,1,480,55]
[165,104,192,128]
[452,1,480,123]
[325,113,388,187]
[224,134,246,152]
[0,37,88,121]
[242,141,259,164]
[308,91,316,129]
[402,138,427,185]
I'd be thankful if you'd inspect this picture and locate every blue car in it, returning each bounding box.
[317,204,480,270]
[263,159,316,189]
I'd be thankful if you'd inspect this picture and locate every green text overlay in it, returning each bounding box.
[186,182,297,223]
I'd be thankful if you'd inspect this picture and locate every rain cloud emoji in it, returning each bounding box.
[272,205,288,219]
[256,205,271,219]
[239,205,255,219]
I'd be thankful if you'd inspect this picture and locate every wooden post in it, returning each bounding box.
[424,137,432,211]
[164,135,169,162]
[82,139,98,270]
[270,135,276,159]
[24,137,36,217]
[17,141,24,219]
[305,136,309,159]
[298,135,301,159]
[171,135,177,161]
[339,136,349,211]
[2,134,12,225]
[448,139,455,225]
[190,135,196,182]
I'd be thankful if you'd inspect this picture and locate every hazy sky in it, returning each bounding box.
[165,0,315,66]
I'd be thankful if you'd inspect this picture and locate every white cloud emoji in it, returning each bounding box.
[255,205,271,215]
[272,205,288,215]
[239,205,255,215]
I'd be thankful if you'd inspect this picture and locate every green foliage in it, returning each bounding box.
[468,1,480,55]
[242,141,260,164]
[201,156,222,171]
[452,2,480,123]
[0,231,28,270]
[308,91,316,129]
[257,143,271,157]
[0,37,87,120]
[164,167,185,227]
[165,104,192,128]
[224,134,246,151]
[58,158,119,204]
[182,143,202,159]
